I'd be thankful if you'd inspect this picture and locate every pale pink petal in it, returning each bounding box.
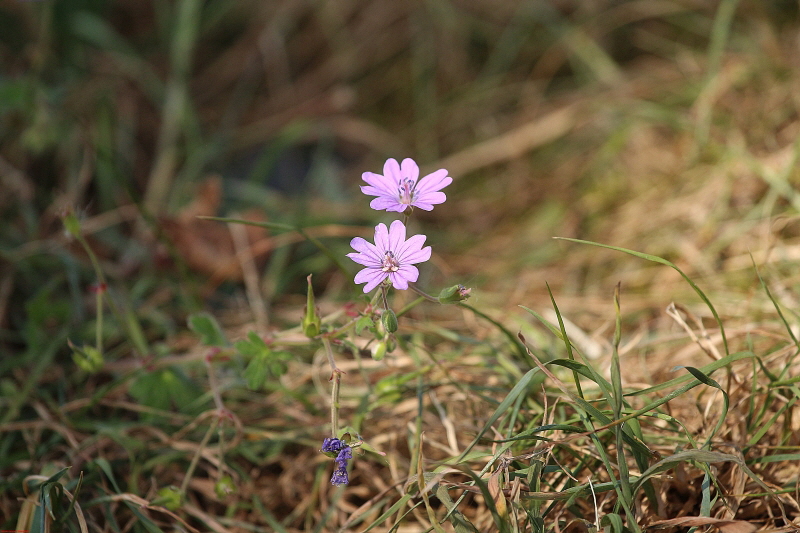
[349,237,377,256]
[347,252,375,267]
[410,202,434,211]
[360,185,391,197]
[390,265,419,289]
[397,264,419,282]
[413,191,446,209]
[395,234,426,259]
[382,158,402,184]
[400,158,420,184]
[370,197,403,211]
[388,220,406,254]
[373,223,390,254]
[399,245,431,265]
[414,170,451,194]
[388,274,408,290]
[361,173,396,196]
[361,172,397,194]
[355,268,388,293]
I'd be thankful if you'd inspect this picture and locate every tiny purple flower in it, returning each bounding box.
[335,446,352,467]
[321,438,353,486]
[321,437,346,454]
[331,464,349,485]
[347,220,432,293]
[361,158,452,212]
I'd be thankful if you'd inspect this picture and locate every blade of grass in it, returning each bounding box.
[198,216,353,280]
[544,282,583,398]
[750,254,800,373]
[554,237,729,356]
[458,302,528,360]
[683,366,729,449]
[454,367,540,463]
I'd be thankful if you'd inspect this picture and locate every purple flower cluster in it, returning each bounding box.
[322,437,352,486]
[349,158,451,293]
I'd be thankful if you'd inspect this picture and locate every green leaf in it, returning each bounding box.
[355,315,374,335]
[188,312,227,347]
[238,333,290,386]
[244,352,271,390]
[128,367,204,415]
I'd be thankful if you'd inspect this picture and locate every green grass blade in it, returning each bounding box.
[544,283,584,398]
[435,484,481,533]
[750,255,800,370]
[555,237,728,356]
[683,366,728,449]
[459,302,528,360]
[455,368,540,463]
[629,351,755,396]
[358,493,415,532]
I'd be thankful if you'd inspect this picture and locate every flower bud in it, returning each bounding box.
[371,340,388,361]
[156,486,182,511]
[214,476,236,499]
[302,274,322,337]
[69,340,104,373]
[62,210,81,238]
[381,309,398,333]
[437,284,472,304]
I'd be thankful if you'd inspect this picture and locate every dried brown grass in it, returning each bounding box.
[6,0,800,531]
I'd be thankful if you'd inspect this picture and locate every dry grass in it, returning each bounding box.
[4,0,800,532]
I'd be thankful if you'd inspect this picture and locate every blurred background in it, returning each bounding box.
[3,0,800,528]
[3,0,800,329]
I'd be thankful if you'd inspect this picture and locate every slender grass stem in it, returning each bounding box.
[180,415,219,498]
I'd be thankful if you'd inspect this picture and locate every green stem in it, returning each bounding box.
[408,283,438,302]
[321,335,342,377]
[73,232,107,355]
[95,289,103,354]
[204,354,225,412]
[396,296,426,317]
[380,283,390,310]
[180,415,219,498]
[330,370,341,437]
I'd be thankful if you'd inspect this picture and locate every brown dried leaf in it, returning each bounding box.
[488,469,508,521]
[160,176,269,282]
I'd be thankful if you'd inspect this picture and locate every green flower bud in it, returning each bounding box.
[371,340,388,361]
[381,309,398,333]
[69,340,104,373]
[62,210,81,238]
[302,274,322,337]
[214,476,236,499]
[437,284,472,304]
[155,486,182,511]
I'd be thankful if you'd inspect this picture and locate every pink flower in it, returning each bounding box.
[361,158,452,212]
[347,220,431,293]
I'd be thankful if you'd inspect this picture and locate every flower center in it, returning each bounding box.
[381,251,400,272]
[397,178,416,205]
